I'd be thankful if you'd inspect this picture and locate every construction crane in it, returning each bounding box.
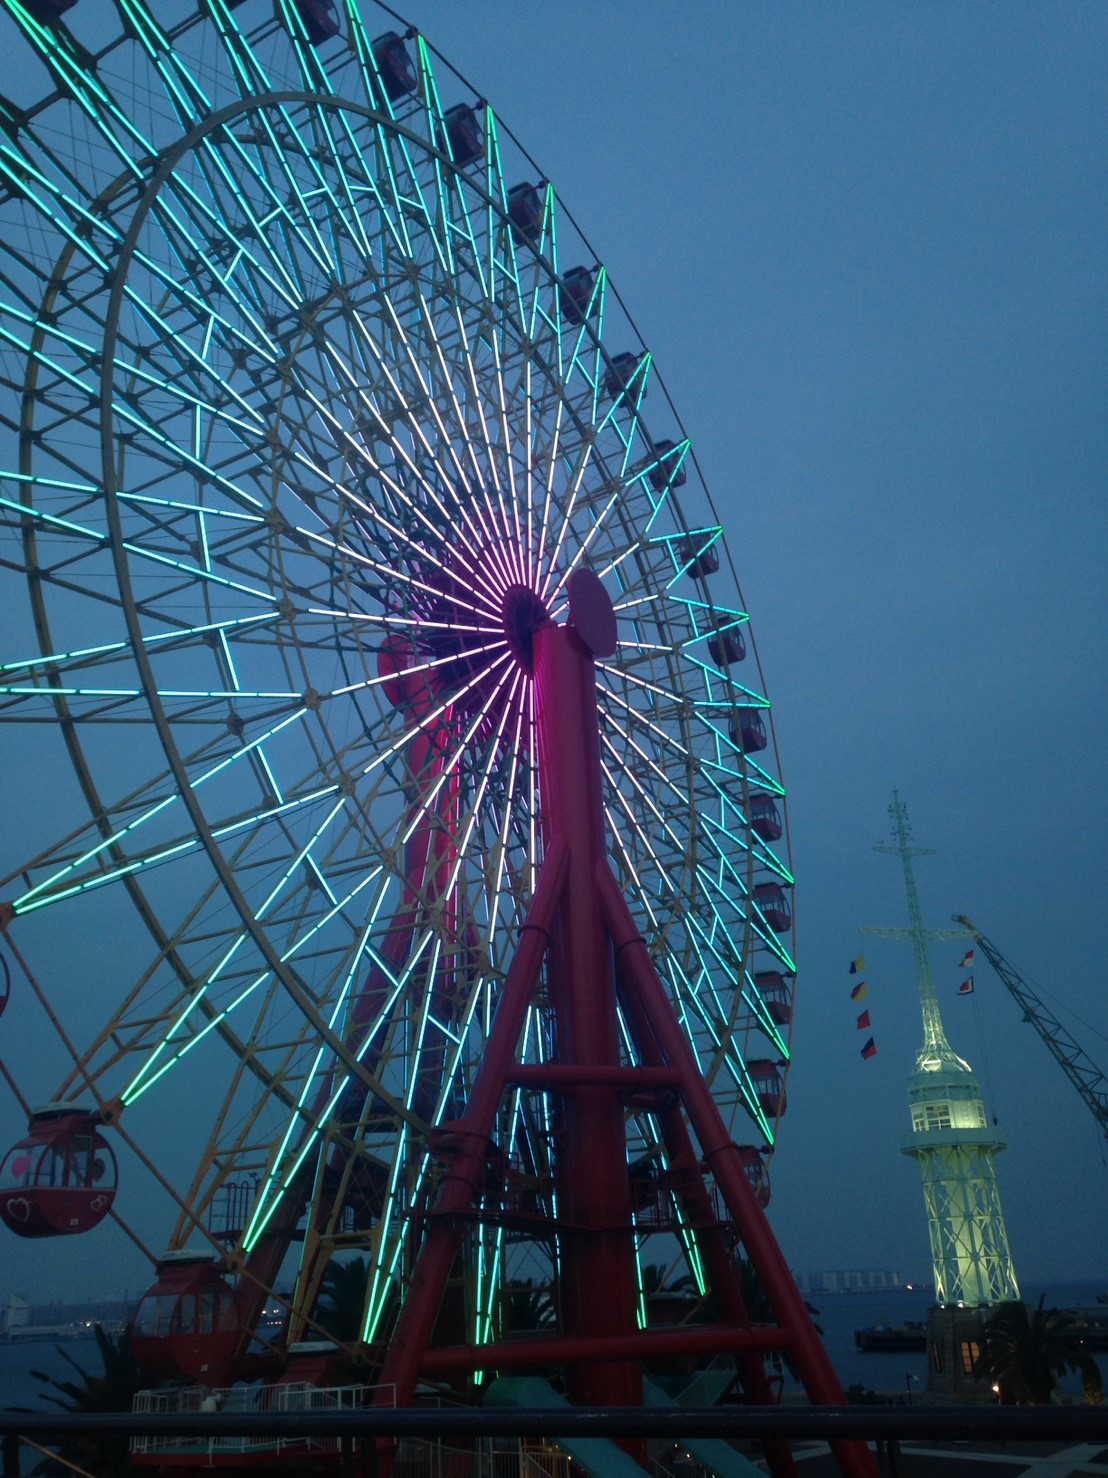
[954,915,1108,1135]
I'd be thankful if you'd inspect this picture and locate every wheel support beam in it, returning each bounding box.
[374,613,876,1478]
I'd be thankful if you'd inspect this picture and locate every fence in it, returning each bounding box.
[2,1403,1107,1477]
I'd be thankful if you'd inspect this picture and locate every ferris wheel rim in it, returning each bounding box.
[0,2,795,1329]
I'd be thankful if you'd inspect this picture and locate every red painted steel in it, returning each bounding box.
[373,838,569,1404]
[599,867,874,1477]
[532,618,641,1410]
[418,1321,795,1375]
[367,604,877,1478]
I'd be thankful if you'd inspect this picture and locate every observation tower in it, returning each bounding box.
[862,794,1018,1398]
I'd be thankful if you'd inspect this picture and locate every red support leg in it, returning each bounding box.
[532,620,641,1411]
[373,837,568,1406]
[599,866,878,1478]
[367,588,876,1478]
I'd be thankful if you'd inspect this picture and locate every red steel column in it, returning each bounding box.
[532,619,641,1410]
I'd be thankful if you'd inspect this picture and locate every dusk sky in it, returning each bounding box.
[407,0,1107,1289]
[0,2,1104,1308]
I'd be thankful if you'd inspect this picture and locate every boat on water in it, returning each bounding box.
[853,1321,928,1353]
[1070,1308,1108,1351]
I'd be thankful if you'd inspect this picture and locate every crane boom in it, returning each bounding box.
[954,915,1108,1134]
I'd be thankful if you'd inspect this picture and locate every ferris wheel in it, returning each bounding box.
[0,3,862,1464]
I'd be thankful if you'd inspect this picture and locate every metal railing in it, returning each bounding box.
[130,1379,397,1458]
[1,1403,1106,1476]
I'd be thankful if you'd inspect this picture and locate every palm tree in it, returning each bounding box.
[976,1297,1103,1405]
[315,1254,371,1343]
[737,1257,822,1384]
[30,1323,141,1476]
[502,1277,556,1333]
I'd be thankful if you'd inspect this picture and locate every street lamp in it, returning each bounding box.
[905,1373,919,1406]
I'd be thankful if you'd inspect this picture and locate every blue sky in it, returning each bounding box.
[387,0,1108,1288]
[0,1,1104,1307]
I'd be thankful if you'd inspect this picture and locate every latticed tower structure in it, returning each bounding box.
[863,793,1019,1307]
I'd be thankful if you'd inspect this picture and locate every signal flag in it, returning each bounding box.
[850,981,868,1002]
[856,1009,871,1029]
[849,955,866,975]
[957,976,975,995]
[959,948,975,969]
[860,1036,878,1060]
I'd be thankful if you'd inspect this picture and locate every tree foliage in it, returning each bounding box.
[30,1324,140,1476]
[976,1297,1103,1405]
[503,1277,556,1333]
[315,1255,371,1343]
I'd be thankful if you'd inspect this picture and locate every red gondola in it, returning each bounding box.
[132,1254,243,1385]
[736,1144,771,1208]
[708,626,745,666]
[441,103,484,167]
[372,30,417,103]
[604,351,647,401]
[558,265,597,325]
[507,182,544,243]
[0,1106,117,1238]
[754,969,794,1027]
[647,439,687,493]
[680,539,720,579]
[753,882,792,933]
[289,0,339,45]
[377,634,427,710]
[22,0,76,21]
[730,706,768,753]
[750,794,783,841]
[746,1060,787,1120]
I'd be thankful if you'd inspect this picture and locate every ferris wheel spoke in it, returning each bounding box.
[237,924,439,1252]
[309,294,517,595]
[3,15,152,184]
[551,264,608,404]
[121,852,394,1112]
[387,296,526,587]
[0,2,799,1390]
[597,741,688,872]
[9,709,330,914]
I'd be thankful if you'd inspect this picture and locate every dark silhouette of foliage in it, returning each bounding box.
[737,1256,822,1381]
[975,1297,1103,1405]
[845,1383,892,1405]
[30,1323,140,1476]
[503,1277,556,1333]
[315,1255,371,1343]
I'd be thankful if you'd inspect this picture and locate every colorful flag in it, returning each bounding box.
[860,1036,877,1060]
[850,981,868,1002]
[957,976,974,995]
[856,1009,871,1029]
[959,949,975,969]
[849,954,866,975]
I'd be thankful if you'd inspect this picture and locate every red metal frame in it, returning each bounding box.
[371,608,877,1478]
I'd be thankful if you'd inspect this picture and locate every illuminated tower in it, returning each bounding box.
[864,794,1019,1308]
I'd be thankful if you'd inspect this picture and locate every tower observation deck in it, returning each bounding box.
[863,794,1019,1308]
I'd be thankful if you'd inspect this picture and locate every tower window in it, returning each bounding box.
[911,1103,952,1131]
[960,1340,981,1375]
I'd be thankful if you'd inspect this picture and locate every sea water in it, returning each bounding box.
[789,1279,1107,1399]
[0,1281,1104,1410]
[0,1336,95,1411]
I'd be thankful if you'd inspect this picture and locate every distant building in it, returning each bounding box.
[793,1269,904,1294]
[1,1293,133,1340]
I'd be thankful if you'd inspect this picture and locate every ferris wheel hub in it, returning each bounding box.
[502,584,549,674]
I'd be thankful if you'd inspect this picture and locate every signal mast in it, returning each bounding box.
[862,794,1019,1399]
